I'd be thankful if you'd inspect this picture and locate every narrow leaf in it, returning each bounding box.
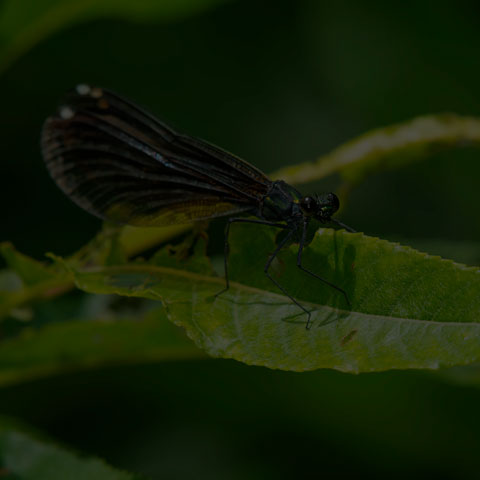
[272,114,480,187]
[0,242,58,286]
[0,418,143,479]
[0,0,229,74]
[0,312,203,386]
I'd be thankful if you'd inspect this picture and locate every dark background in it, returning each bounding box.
[2,0,480,478]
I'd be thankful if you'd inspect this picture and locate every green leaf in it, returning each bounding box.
[0,0,229,74]
[0,223,189,322]
[67,224,480,373]
[119,224,194,257]
[0,242,58,286]
[0,244,71,322]
[0,271,70,323]
[387,237,480,267]
[272,114,480,187]
[0,240,202,386]
[0,310,203,386]
[0,417,143,479]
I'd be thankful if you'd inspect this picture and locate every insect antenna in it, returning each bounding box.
[330,218,356,233]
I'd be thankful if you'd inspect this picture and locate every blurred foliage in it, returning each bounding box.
[0,0,229,74]
[3,0,480,478]
[0,416,141,479]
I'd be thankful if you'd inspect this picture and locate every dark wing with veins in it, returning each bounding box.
[41,85,272,226]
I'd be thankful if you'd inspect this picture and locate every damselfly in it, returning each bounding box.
[41,85,354,328]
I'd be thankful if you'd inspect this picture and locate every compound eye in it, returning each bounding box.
[327,193,340,213]
[300,196,317,214]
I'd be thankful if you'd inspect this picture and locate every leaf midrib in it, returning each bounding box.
[77,263,480,328]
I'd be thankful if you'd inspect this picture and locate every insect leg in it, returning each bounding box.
[263,228,312,329]
[215,218,287,297]
[330,218,356,233]
[297,219,351,312]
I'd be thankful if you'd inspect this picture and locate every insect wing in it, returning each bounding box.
[41,85,272,226]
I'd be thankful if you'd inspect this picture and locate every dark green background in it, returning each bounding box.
[2,0,480,478]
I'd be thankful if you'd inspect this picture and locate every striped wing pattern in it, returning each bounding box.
[41,85,272,226]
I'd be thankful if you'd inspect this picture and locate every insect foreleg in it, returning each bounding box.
[215,217,287,297]
[263,227,312,328]
[297,218,351,315]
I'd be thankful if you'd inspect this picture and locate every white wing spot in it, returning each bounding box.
[59,106,74,119]
[76,84,91,95]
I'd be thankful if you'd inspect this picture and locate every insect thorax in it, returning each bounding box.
[259,180,303,222]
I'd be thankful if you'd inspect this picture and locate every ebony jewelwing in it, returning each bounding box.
[41,85,354,329]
